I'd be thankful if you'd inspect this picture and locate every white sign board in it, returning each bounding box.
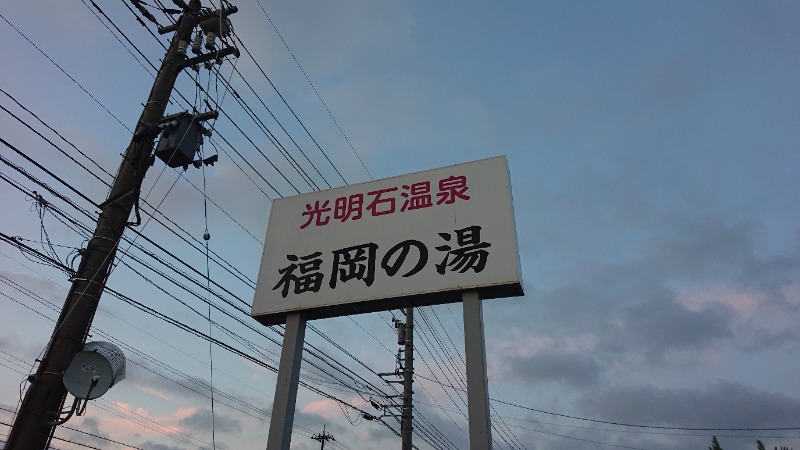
[252,156,522,325]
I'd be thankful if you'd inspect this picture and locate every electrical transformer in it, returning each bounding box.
[155,111,204,168]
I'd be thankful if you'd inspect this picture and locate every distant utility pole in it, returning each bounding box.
[5,2,237,448]
[310,424,335,449]
[400,307,414,450]
[379,308,414,450]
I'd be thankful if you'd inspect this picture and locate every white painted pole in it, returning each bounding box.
[266,312,307,450]
[462,289,492,449]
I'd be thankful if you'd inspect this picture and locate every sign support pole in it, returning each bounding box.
[462,289,492,450]
[266,311,307,450]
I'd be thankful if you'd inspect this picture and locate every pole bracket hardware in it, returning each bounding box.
[176,46,239,72]
[158,6,239,34]
[98,189,135,210]
[133,123,161,143]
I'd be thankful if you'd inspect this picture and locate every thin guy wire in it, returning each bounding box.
[201,145,218,449]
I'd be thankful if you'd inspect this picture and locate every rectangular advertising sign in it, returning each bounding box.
[251,156,523,325]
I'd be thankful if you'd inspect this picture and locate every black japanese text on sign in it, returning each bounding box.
[273,225,492,298]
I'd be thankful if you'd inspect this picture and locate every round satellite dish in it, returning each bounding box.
[63,341,126,400]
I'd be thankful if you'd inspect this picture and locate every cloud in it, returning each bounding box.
[299,397,368,422]
[123,360,207,403]
[494,275,734,367]
[139,442,189,450]
[489,330,602,387]
[580,380,800,429]
[504,351,602,387]
[300,398,342,420]
[482,204,800,411]
[65,416,115,449]
[130,382,174,402]
[676,283,800,352]
[680,285,767,319]
[622,290,732,360]
[86,403,193,443]
[177,408,241,434]
[497,201,800,358]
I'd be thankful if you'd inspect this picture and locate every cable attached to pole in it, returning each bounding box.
[201,143,217,450]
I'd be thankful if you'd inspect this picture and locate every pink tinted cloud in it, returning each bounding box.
[301,397,366,420]
[493,330,597,360]
[493,329,555,359]
[131,382,173,401]
[488,330,598,379]
[87,402,198,440]
[679,285,766,319]
[113,401,149,417]
[678,284,800,339]
[172,406,199,420]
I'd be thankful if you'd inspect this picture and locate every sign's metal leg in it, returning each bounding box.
[266,312,307,450]
[462,289,492,450]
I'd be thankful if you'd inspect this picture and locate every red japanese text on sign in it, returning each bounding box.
[334,194,363,222]
[366,187,397,216]
[299,175,470,229]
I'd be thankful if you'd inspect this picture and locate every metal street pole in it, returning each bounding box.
[5,2,237,447]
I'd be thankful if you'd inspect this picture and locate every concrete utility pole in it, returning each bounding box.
[400,306,414,450]
[5,2,236,448]
[376,307,414,449]
[310,424,335,449]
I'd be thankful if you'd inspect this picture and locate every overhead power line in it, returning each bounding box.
[1,135,458,449]
[415,374,800,433]
[0,203,410,447]
[0,200,400,446]
[229,31,350,185]
[254,0,372,180]
[0,144,380,401]
[0,12,131,131]
[0,88,114,181]
[79,0,159,76]
[0,4,490,450]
